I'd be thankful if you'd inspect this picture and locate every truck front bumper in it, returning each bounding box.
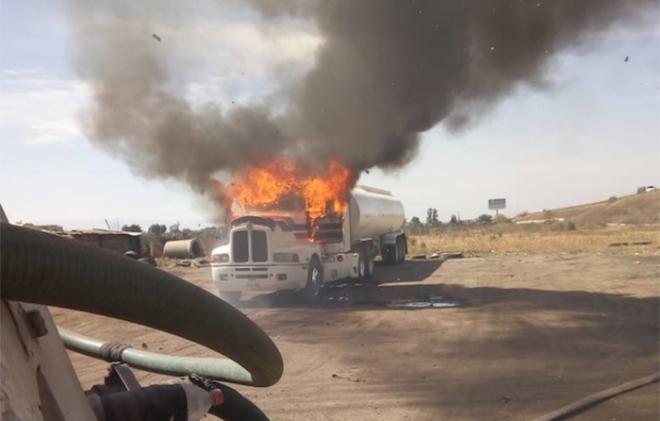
[212,264,308,293]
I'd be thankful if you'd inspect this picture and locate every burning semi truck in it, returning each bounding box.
[210,160,407,304]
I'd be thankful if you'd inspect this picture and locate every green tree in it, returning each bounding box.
[169,222,181,234]
[477,214,493,224]
[426,208,439,226]
[121,224,142,233]
[494,214,510,224]
[148,224,167,236]
[181,228,195,238]
[408,216,424,235]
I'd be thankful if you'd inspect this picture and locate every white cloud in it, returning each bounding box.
[0,13,321,147]
[0,70,91,145]
[166,19,321,77]
[163,18,322,106]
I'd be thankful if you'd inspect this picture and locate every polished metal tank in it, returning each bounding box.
[349,186,405,240]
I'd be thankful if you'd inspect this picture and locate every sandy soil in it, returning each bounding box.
[51,254,659,421]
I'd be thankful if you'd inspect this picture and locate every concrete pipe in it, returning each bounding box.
[163,238,204,258]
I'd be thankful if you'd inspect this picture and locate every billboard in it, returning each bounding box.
[488,198,506,210]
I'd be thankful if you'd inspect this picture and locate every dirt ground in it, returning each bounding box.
[51,254,659,421]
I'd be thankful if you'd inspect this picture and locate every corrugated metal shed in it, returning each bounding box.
[50,229,144,256]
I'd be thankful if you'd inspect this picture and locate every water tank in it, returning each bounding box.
[349,186,405,240]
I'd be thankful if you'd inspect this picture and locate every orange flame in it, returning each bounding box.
[226,159,354,221]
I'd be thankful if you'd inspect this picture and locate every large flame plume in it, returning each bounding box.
[224,159,355,221]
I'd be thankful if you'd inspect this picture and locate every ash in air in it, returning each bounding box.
[65,0,655,217]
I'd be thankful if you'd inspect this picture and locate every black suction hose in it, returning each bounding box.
[208,383,271,421]
[530,371,660,421]
[0,223,283,387]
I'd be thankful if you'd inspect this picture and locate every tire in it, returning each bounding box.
[302,256,323,305]
[363,244,374,280]
[382,244,396,265]
[220,291,241,305]
[138,256,157,266]
[357,247,367,281]
[394,238,401,264]
[398,237,406,263]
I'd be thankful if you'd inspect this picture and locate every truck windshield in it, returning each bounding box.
[232,231,249,263]
[245,196,305,214]
[252,231,268,262]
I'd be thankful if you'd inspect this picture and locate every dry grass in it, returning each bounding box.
[408,224,660,257]
[516,190,660,226]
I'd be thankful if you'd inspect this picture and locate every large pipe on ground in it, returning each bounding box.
[0,223,282,387]
[530,371,660,421]
[163,238,204,258]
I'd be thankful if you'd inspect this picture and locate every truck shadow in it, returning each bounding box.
[237,259,447,309]
[372,259,445,284]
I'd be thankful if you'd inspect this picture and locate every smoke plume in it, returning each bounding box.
[67,0,655,209]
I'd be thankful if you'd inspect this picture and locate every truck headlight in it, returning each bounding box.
[212,254,229,263]
[273,253,299,263]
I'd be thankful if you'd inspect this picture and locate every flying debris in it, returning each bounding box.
[152,34,161,42]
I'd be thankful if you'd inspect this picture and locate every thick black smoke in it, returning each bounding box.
[67,0,655,199]
[282,0,655,170]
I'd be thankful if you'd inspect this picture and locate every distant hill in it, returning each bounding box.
[516,190,659,226]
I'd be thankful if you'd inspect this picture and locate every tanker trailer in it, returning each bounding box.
[211,185,407,304]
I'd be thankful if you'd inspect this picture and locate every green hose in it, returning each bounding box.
[0,223,283,387]
[59,328,256,384]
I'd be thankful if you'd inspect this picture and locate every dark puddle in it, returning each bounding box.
[384,294,458,309]
[321,285,459,309]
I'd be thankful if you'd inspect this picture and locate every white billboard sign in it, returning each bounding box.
[488,198,506,210]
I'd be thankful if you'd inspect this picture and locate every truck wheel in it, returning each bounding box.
[357,248,367,280]
[393,238,401,263]
[396,237,406,263]
[363,245,374,280]
[220,291,241,305]
[383,245,396,265]
[302,256,323,305]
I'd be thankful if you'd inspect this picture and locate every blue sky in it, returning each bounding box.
[1,2,658,229]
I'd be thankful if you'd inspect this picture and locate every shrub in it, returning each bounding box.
[608,196,618,203]
[477,214,493,224]
[495,214,511,224]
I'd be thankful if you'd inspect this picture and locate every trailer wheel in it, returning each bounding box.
[393,238,401,263]
[382,244,396,265]
[220,291,241,305]
[357,248,367,280]
[302,256,323,305]
[397,236,406,263]
[363,244,374,280]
